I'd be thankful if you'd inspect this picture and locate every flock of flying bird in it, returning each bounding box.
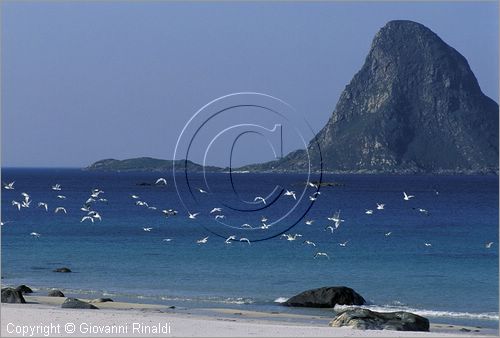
[1,179,496,259]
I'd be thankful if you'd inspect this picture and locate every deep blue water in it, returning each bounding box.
[1,168,498,329]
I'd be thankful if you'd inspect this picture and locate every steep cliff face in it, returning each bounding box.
[257,20,499,174]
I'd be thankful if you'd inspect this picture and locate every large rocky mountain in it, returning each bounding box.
[88,20,498,174]
[243,20,499,174]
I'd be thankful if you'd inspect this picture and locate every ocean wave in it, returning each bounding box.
[273,297,289,303]
[334,304,499,321]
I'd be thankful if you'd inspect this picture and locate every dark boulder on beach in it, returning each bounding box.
[53,267,71,273]
[1,288,26,304]
[15,285,33,294]
[330,308,429,331]
[283,286,365,308]
[90,298,113,303]
[48,290,65,297]
[61,298,98,309]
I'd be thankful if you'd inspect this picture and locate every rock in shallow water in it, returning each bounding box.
[61,298,98,309]
[284,286,365,308]
[15,285,33,294]
[330,308,429,331]
[1,288,26,304]
[90,298,113,303]
[48,290,65,297]
[53,267,71,273]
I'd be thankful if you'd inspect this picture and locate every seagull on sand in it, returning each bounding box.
[54,207,67,214]
[239,238,251,245]
[305,220,314,225]
[486,242,494,249]
[81,216,94,223]
[210,208,222,214]
[188,212,200,219]
[339,241,349,247]
[30,232,41,238]
[376,203,385,210]
[254,196,266,204]
[38,202,48,211]
[314,252,330,259]
[3,181,15,190]
[197,236,209,244]
[52,184,62,191]
[403,192,415,201]
[12,201,21,211]
[284,190,296,200]
[155,178,167,185]
[303,240,316,247]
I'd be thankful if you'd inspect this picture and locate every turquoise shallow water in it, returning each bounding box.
[1,169,498,329]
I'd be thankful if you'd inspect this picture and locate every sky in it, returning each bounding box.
[1,1,498,168]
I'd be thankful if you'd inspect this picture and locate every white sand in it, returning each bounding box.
[0,297,493,337]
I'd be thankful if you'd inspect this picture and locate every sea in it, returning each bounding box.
[1,168,498,330]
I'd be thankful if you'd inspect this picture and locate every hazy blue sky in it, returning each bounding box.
[2,1,498,167]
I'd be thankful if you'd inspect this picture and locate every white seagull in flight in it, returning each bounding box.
[403,192,415,201]
[3,181,15,190]
[38,202,48,211]
[376,203,385,210]
[254,196,266,204]
[303,240,316,247]
[314,252,330,259]
[12,201,21,211]
[52,184,62,191]
[188,212,200,219]
[284,190,296,200]
[239,238,251,245]
[155,178,167,185]
[81,216,94,223]
[197,236,209,244]
[210,208,222,214]
[54,207,67,214]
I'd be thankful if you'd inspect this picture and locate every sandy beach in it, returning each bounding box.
[1,296,494,337]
